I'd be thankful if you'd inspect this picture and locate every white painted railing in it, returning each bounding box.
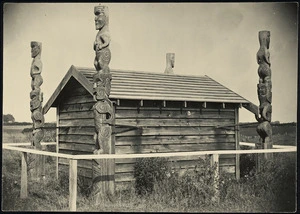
[2,142,297,211]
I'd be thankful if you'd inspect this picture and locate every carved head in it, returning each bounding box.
[30,89,42,111]
[258,31,270,49]
[93,72,112,98]
[167,53,175,68]
[31,41,42,58]
[94,5,109,30]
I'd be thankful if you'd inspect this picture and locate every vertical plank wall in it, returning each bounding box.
[114,101,239,185]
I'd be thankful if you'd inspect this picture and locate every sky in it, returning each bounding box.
[3,3,298,123]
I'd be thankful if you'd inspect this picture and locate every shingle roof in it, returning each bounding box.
[77,66,250,104]
[43,65,251,114]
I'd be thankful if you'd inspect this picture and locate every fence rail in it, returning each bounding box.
[2,142,297,211]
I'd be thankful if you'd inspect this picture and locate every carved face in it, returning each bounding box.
[257,83,267,96]
[93,85,107,100]
[259,31,270,49]
[94,7,107,30]
[30,89,42,111]
[31,42,41,58]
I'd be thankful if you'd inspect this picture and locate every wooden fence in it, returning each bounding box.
[2,142,296,211]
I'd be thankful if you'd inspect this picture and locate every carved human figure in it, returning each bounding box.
[30,42,43,90]
[30,41,44,150]
[256,49,272,148]
[164,53,175,74]
[257,31,271,84]
[30,89,44,149]
[94,5,111,73]
[255,30,273,154]
[93,72,112,101]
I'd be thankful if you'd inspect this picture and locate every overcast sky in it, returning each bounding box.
[3,3,298,123]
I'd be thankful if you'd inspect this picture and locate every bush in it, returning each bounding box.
[153,156,218,208]
[134,157,169,195]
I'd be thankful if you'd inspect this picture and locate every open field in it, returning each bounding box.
[2,123,297,212]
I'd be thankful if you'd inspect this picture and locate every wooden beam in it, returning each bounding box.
[56,106,59,180]
[242,102,259,115]
[211,154,219,203]
[3,142,56,146]
[235,108,240,180]
[42,65,94,114]
[184,101,187,108]
[3,143,296,160]
[163,100,166,107]
[69,159,77,211]
[20,152,28,199]
[2,144,74,159]
[72,147,297,160]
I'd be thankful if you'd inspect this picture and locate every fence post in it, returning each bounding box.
[20,152,28,199]
[56,106,59,180]
[211,154,219,203]
[69,159,77,211]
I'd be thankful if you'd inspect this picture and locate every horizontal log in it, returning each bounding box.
[59,134,95,145]
[59,127,95,135]
[115,126,235,137]
[115,135,236,146]
[59,142,94,153]
[115,118,235,127]
[59,118,95,127]
[116,109,235,119]
[59,111,94,120]
[115,143,236,154]
[60,103,95,112]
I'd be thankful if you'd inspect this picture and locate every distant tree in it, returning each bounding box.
[3,114,15,123]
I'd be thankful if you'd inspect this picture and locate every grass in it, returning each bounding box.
[1,123,297,212]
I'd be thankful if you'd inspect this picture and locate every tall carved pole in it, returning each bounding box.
[164,53,175,74]
[30,41,45,180]
[92,5,115,200]
[255,31,273,161]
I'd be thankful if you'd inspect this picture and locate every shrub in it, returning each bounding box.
[134,157,169,195]
[153,155,218,208]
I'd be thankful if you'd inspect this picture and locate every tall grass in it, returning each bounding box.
[2,125,296,212]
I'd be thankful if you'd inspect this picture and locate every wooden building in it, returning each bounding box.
[43,65,251,186]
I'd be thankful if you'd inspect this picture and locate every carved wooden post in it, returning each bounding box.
[164,53,175,74]
[29,41,45,180]
[255,31,273,163]
[92,4,115,201]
